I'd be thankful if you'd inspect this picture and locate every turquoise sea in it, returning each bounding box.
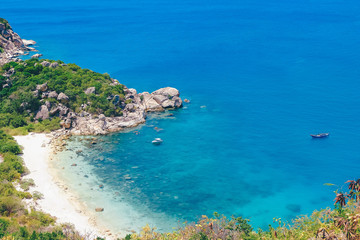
[4,0,360,235]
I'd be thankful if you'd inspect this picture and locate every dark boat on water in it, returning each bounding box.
[310,133,329,138]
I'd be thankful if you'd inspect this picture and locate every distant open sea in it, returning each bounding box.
[4,0,360,234]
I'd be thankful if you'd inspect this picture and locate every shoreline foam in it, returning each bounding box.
[14,133,109,239]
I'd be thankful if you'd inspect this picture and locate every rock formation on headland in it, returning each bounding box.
[58,86,182,135]
[0,18,36,65]
[0,18,183,136]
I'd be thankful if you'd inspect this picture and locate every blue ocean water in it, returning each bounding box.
[4,0,360,234]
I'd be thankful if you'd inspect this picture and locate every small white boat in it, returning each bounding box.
[152,138,163,145]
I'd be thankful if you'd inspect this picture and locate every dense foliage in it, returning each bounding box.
[0,18,11,30]
[0,59,125,134]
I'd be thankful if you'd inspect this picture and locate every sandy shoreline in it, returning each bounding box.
[14,133,105,239]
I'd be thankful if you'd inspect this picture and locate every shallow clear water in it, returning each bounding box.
[4,0,360,233]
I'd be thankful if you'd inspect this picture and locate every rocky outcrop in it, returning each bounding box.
[69,109,146,135]
[138,87,182,112]
[36,83,48,92]
[57,93,69,103]
[31,53,42,59]
[35,105,50,120]
[61,86,183,135]
[84,87,96,95]
[49,62,59,68]
[40,61,50,67]
[152,87,180,98]
[0,18,37,65]
[22,39,36,46]
[48,91,58,98]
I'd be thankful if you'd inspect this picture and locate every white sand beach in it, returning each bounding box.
[14,133,102,239]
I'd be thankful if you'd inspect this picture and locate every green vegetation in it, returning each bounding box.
[0,18,11,30]
[19,179,35,191]
[126,180,360,240]
[0,58,126,134]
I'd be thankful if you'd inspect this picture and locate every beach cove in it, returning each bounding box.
[14,134,105,238]
[2,0,360,238]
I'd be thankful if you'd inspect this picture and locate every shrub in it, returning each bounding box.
[0,196,23,216]
[20,179,35,191]
[32,191,43,200]
[0,218,9,238]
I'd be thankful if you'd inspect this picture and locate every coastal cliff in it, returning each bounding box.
[0,18,36,65]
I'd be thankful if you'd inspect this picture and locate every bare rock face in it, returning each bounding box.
[35,105,49,120]
[161,99,175,108]
[140,92,164,112]
[32,90,39,97]
[153,95,168,105]
[173,96,183,108]
[70,109,146,135]
[152,87,180,98]
[60,118,72,129]
[0,18,37,65]
[22,39,36,46]
[36,83,48,92]
[45,101,51,109]
[40,61,50,67]
[49,62,59,68]
[31,53,42,59]
[50,103,68,117]
[58,104,69,116]
[57,92,69,104]
[84,87,96,95]
[48,91,58,98]
[138,87,182,112]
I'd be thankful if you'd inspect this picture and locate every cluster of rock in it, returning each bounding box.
[0,20,37,65]
[66,86,183,135]
[33,79,183,135]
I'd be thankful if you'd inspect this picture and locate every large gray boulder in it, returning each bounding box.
[40,61,50,67]
[36,83,48,92]
[125,103,136,112]
[173,96,183,108]
[35,105,49,120]
[161,99,175,108]
[60,118,72,129]
[22,39,36,46]
[57,92,69,103]
[45,101,51,109]
[140,92,164,112]
[152,87,180,98]
[84,87,96,95]
[31,53,42,59]
[48,91,58,98]
[58,104,69,116]
[49,103,69,117]
[153,95,168,105]
[49,62,59,68]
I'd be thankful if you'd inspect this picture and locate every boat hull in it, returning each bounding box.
[310,133,329,138]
